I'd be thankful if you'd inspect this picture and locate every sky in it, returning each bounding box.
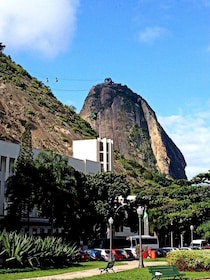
[1,0,210,179]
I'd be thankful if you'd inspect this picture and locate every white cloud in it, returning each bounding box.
[138,26,167,43]
[158,112,210,179]
[0,0,80,57]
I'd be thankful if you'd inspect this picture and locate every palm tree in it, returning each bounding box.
[34,151,77,236]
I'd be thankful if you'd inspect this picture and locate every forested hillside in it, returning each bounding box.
[0,52,97,157]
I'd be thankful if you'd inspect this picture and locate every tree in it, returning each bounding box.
[5,123,36,231]
[0,43,5,52]
[60,171,93,242]
[34,151,78,236]
[134,175,210,246]
[85,172,131,239]
[197,221,210,240]
[191,171,210,184]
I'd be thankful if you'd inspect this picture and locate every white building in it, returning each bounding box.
[73,138,113,172]
[0,139,111,234]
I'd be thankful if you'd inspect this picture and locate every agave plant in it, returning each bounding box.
[0,231,34,267]
[0,231,78,268]
[33,236,78,267]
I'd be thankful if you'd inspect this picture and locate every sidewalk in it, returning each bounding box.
[19,260,167,280]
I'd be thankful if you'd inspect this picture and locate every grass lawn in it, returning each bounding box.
[80,268,210,280]
[0,261,104,280]
[0,259,209,280]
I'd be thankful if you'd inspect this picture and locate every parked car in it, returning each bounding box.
[78,250,90,262]
[124,247,137,259]
[153,248,167,257]
[201,245,210,249]
[87,249,97,260]
[179,247,192,250]
[93,248,110,261]
[190,239,208,249]
[154,247,173,257]
[161,247,178,252]
[124,248,136,260]
[110,249,129,261]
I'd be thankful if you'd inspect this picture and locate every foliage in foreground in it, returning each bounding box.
[0,231,78,268]
[167,250,210,271]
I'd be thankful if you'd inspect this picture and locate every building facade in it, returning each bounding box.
[73,138,113,172]
[0,139,104,234]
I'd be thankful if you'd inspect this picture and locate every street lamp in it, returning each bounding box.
[113,203,127,239]
[170,220,174,248]
[137,206,144,268]
[190,225,194,243]
[108,217,114,262]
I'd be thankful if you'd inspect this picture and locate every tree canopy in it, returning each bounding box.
[134,173,210,246]
[4,135,210,245]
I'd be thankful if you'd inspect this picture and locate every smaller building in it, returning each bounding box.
[104,77,113,84]
[73,138,113,172]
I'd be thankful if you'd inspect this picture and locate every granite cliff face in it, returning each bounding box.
[80,79,187,179]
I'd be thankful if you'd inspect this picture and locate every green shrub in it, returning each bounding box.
[0,231,78,269]
[27,110,35,116]
[167,250,210,271]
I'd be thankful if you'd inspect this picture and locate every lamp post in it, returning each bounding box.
[113,203,126,239]
[137,206,144,268]
[190,225,194,243]
[170,220,174,248]
[108,217,114,262]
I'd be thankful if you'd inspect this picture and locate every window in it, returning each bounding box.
[9,158,15,174]
[100,153,104,162]
[0,156,6,172]
[99,142,103,151]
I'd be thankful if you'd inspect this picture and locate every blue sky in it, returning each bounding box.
[1,0,210,179]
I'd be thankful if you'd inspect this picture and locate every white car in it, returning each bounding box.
[179,247,192,250]
[93,248,110,261]
[123,247,137,259]
[161,247,179,252]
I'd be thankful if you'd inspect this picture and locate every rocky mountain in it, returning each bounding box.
[0,51,187,180]
[0,52,97,156]
[80,78,187,179]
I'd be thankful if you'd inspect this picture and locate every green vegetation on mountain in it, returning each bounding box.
[0,52,97,145]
